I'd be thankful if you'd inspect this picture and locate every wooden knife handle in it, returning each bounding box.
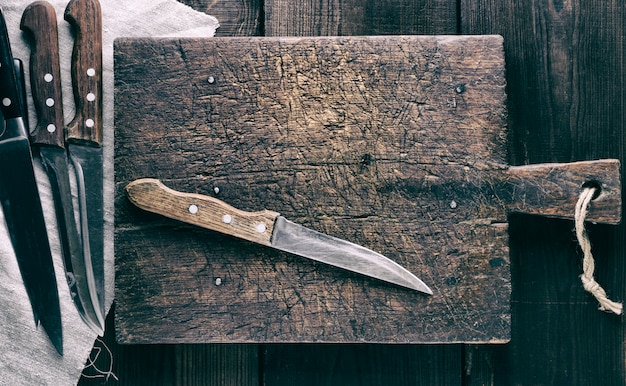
[126,178,281,246]
[505,159,621,224]
[64,0,102,146]
[21,1,65,148]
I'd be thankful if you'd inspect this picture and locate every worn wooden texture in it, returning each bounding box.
[65,0,103,146]
[115,35,514,344]
[20,1,65,147]
[462,0,626,385]
[264,0,458,36]
[179,0,263,36]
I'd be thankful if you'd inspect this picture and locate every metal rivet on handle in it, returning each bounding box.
[44,73,53,82]
[85,119,95,128]
[222,214,232,224]
[86,68,96,77]
[256,223,267,233]
[47,124,56,133]
[86,93,96,102]
[46,98,55,107]
[188,204,199,214]
[2,98,11,107]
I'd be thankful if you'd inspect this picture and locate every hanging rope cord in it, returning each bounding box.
[575,186,622,315]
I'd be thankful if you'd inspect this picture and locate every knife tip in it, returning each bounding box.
[52,338,64,356]
[38,317,63,355]
[406,278,433,295]
[415,284,434,295]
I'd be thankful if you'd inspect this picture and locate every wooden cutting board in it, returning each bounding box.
[114,35,620,344]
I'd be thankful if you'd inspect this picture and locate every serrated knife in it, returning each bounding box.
[64,0,105,318]
[126,178,433,294]
[21,0,104,335]
[0,7,62,355]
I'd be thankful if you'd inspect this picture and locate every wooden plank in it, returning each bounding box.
[174,344,259,385]
[114,35,512,344]
[462,345,509,385]
[262,344,462,385]
[264,0,457,36]
[178,0,263,36]
[462,0,626,384]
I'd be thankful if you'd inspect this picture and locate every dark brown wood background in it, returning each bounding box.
[80,0,625,384]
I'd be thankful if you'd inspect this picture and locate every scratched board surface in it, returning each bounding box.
[114,35,509,343]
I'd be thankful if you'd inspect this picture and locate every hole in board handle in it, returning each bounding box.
[581,180,602,200]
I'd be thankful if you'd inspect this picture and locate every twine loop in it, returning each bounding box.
[574,186,622,315]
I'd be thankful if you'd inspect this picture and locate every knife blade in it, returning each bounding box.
[125,178,433,294]
[21,0,104,335]
[0,7,63,355]
[64,0,105,318]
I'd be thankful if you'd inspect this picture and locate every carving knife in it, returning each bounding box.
[0,7,63,355]
[126,178,433,294]
[21,1,104,335]
[64,0,105,319]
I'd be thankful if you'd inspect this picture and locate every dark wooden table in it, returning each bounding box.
[80,1,625,384]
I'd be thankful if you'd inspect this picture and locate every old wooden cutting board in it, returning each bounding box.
[114,35,620,344]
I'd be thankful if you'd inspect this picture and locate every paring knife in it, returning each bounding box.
[64,0,105,319]
[126,178,433,294]
[0,7,63,355]
[21,0,104,335]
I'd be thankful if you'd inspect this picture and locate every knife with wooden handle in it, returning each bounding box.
[126,178,434,294]
[64,0,106,320]
[21,0,104,335]
[0,6,62,355]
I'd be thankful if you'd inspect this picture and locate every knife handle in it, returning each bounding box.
[126,178,280,246]
[64,0,102,147]
[21,1,65,148]
[0,8,23,119]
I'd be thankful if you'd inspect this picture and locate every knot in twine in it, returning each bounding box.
[574,186,622,315]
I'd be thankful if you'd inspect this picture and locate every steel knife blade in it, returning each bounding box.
[125,178,433,294]
[21,0,104,335]
[64,0,105,318]
[0,7,63,355]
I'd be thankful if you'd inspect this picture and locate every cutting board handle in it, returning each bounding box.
[505,159,621,224]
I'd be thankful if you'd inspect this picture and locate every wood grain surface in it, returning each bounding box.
[115,35,513,344]
[65,0,103,146]
[179,0,263,36]
[264,0,458,36]
[126,178,280,246]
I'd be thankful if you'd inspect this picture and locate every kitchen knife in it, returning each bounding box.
[126,178,433,294]
[0,7,63,355]
[64,0,105,318]
[21,0,104,335]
